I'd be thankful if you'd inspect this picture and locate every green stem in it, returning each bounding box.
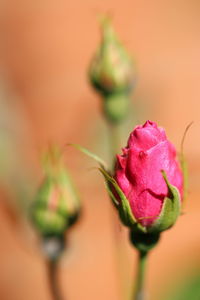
[133,251,148,300]
[47,258,63,300]
[103,92,130,125]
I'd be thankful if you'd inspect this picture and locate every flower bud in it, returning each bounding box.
[89,17,136,123]
[103,121,183,234]
[31,147,80,237]
[89,17,135,94]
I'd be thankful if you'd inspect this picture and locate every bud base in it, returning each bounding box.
[130,230,160,254]
[103,92,130,124]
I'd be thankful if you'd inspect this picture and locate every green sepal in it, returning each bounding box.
[149,170,181,233]
[32,208,68,237]
[178,121,193,206]
[98,167,138,227]
[69,144,107,169]
[179,153,188,205]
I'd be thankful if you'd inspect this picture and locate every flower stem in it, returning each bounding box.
[47,258,63,300]
[42,237,64,300]
[133,251,148,300]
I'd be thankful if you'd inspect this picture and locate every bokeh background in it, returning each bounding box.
[0,1,200,299]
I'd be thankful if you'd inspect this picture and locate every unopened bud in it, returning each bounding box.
[89,17,135,95]
[31,146,80,237]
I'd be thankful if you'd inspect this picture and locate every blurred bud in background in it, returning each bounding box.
[89,16,135,95]
[89,16,136,124]
[31,145,81,239]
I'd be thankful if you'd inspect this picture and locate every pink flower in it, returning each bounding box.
[114,120,183,227]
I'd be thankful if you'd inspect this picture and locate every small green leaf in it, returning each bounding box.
[99,167,137,227]
[69,144,107,168]
[149,170,181,233]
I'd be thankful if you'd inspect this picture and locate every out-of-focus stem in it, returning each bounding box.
[108,122,121,160]
[42,237,64,300]
[103,92,131,165]
[103,92,130,125]
[47,258,62,300]
[102,91,134,299]
[104,94,128,300]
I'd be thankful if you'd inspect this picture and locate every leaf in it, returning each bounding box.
[149,170,181,233]
[69,144,107,168]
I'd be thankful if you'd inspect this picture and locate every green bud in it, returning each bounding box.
[31,147,80,237]
[89,17,136,95]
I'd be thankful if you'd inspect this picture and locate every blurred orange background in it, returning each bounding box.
[0,1,200,299]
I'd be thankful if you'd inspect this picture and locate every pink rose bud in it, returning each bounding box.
[112,120,183,233]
